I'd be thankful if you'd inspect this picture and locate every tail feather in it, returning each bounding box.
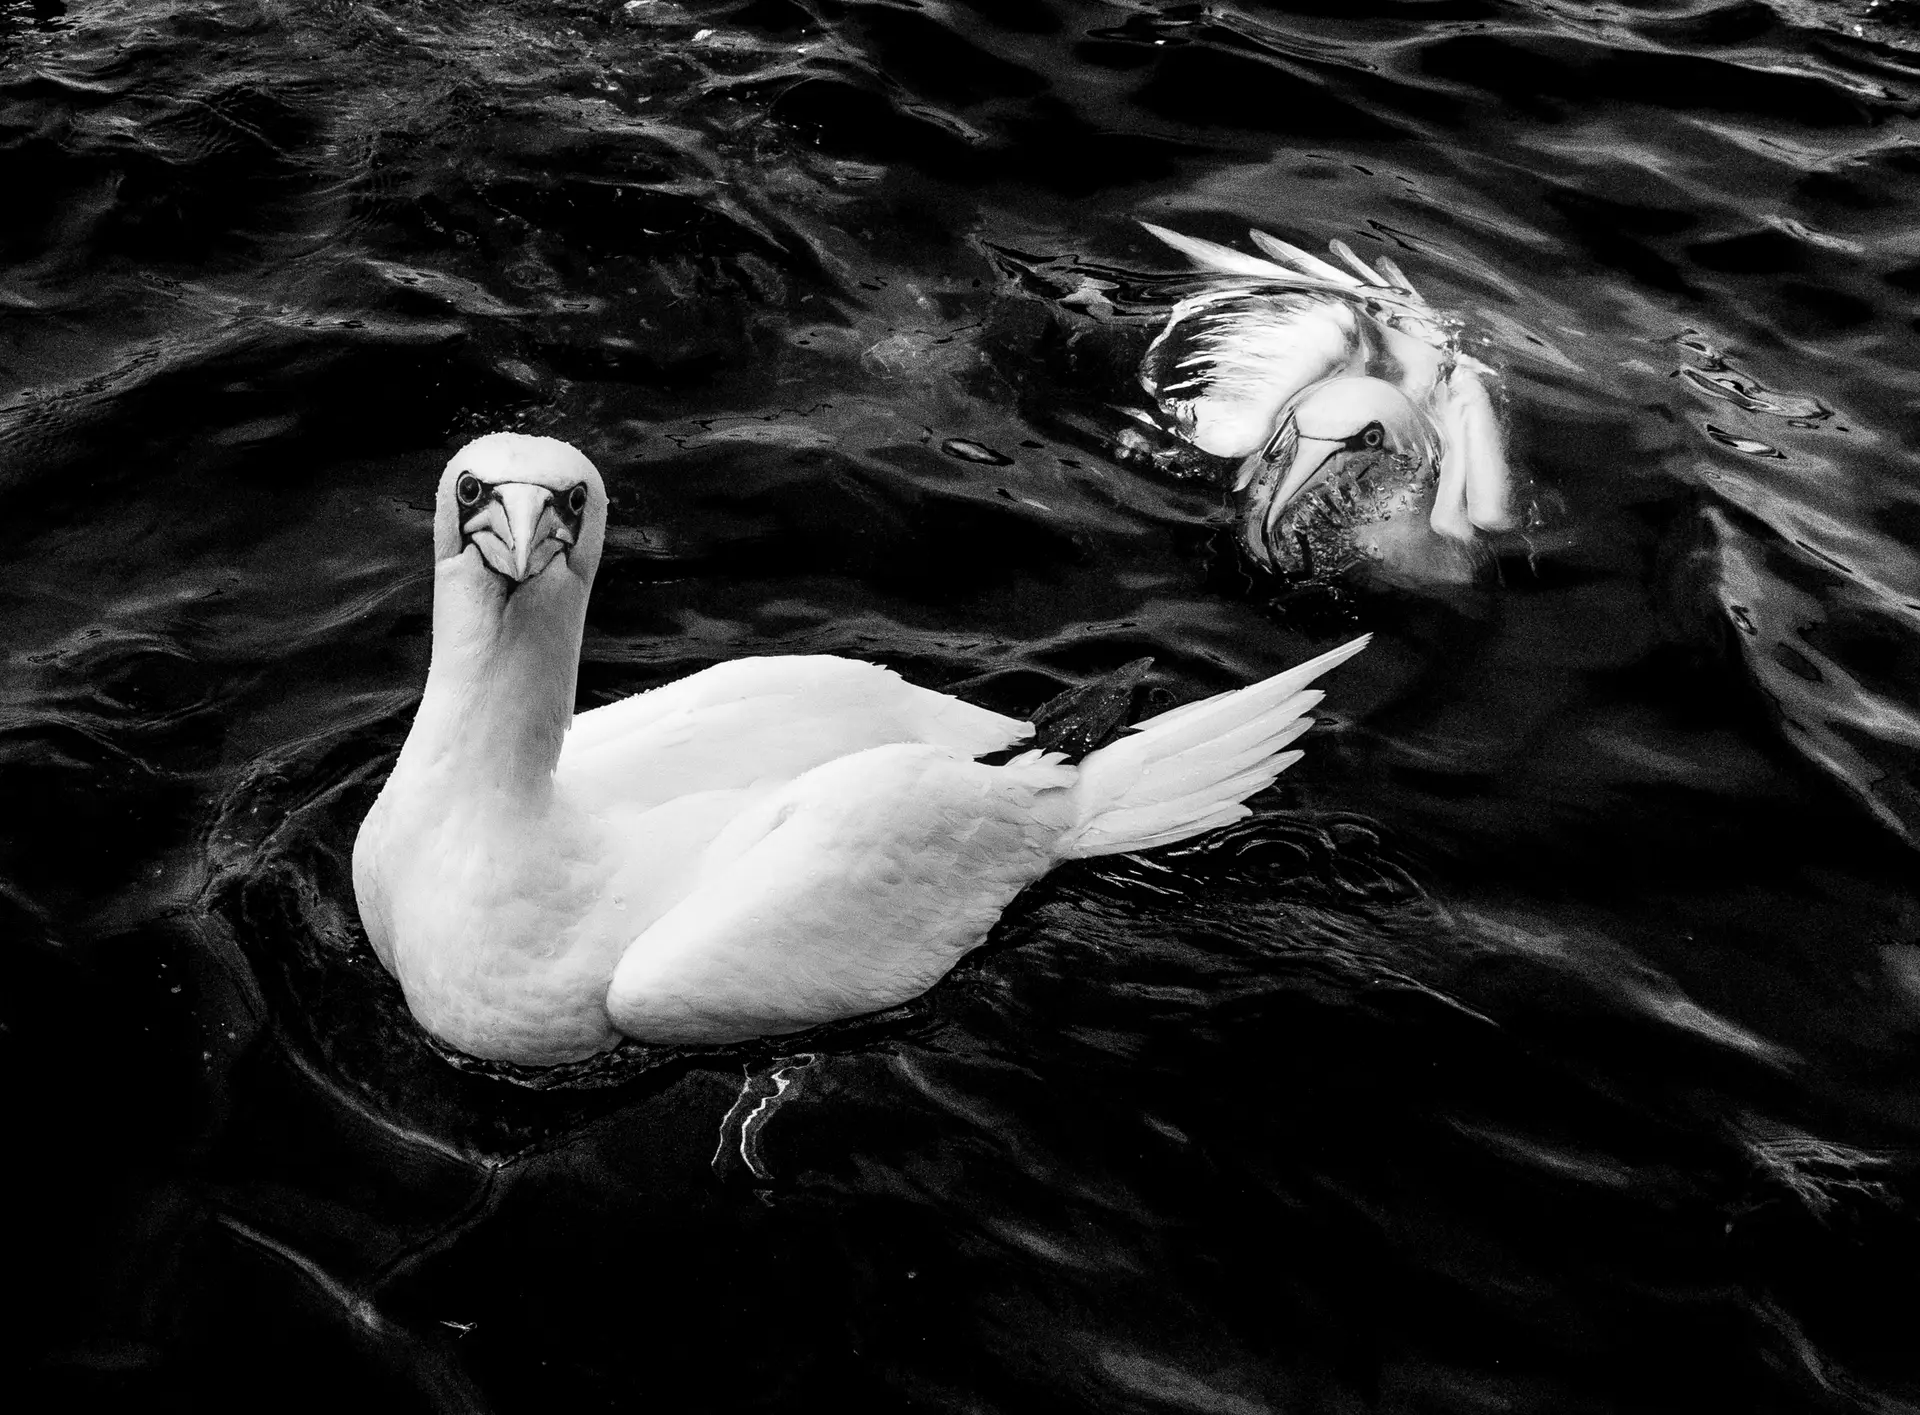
[1059,636,1368,859]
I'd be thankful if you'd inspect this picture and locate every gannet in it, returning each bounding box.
[1136,223,1514,577]
[352,433,1368,1066]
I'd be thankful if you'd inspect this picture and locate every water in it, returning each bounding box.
[6,0,1920,1409]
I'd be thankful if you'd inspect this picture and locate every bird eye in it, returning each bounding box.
[1362,424,1384,449]
[456,473,483,506]
[567,484,587,518]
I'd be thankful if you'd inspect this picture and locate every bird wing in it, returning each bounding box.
[1247,230,1424,303]
[1429,356,1514,539]
[1139,224,1518,542]
[1142,221,1426,302]
[1247,229,1376,289]
[604,744,1079,1044]
[1140,287,1369,458]
[1141,221,1349,288]
[557,655,1030,813]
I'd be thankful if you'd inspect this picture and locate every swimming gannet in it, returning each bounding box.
[1136,223,1514,577]
[352,432,1368,1065]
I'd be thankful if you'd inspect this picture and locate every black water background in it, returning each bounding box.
[6,0,1920,1410]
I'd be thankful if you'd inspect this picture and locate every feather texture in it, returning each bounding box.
[1141,287,1368,458]
[1062,636,1369,856]
[1133,224,1516,567]
[354,435,1371,1063]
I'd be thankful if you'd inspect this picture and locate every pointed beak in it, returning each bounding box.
[1234,418,1348,567]
[464,482,574,583]
[1267,435,1347,513]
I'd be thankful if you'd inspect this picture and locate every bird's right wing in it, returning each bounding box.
[558,655,1030,813]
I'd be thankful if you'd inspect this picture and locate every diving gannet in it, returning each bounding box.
[1137,223,1514,577]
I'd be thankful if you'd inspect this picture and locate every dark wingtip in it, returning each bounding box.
[1028,657,1156,760]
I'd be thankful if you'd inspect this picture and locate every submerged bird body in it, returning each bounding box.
[1136,223,1514,579]
[354,434,1367,1065]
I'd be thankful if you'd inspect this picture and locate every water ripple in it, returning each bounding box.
[8,1,1920,1411]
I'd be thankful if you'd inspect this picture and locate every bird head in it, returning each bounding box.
[435,432,607,596]
[1233,376,1442,577]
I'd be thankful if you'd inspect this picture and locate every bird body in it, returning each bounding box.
[1135,223,1514,576]
[354,433,1367,1065]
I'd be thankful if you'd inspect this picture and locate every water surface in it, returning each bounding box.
[6,1,1920,1411]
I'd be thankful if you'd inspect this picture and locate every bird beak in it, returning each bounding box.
[464,482,574,583]
[1266,436,1347,515]
[1234,417,1349,565]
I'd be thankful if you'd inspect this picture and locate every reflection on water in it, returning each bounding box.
[5,0,1920,1410]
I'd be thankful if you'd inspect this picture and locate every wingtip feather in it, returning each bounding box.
[1060,636,1367,860]
[1248,228,1360,287]
[1140,220,1296,280]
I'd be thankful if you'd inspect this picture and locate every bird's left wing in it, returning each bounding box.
[604,743,1077,1044]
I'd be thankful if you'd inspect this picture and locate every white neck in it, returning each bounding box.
[398,554,587,807]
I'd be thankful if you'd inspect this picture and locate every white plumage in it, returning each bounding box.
[353,433,1367,1065]
[1136,223,1514,567]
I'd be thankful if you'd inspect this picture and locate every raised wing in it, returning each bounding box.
[1247,229,1421,300]
[557,655,1030,813]
[1141,221,1427,303]
[1134,223,1456,460]
[1140,287,1369,458]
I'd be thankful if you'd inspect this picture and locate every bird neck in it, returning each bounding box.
[403,557,587,808]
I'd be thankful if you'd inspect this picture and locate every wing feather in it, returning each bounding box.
[559,656,1030,811]
[1246,228,1364,286]
[605,745,1077,1043]
[1327,238,1386,287]
[1141,221,1302,281]
[1140,288,1366,457]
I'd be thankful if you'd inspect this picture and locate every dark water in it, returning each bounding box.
[7,0,1920,1409]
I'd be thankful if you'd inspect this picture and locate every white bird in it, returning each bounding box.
[353,432,1369,1066]
[1135,222,1514,575]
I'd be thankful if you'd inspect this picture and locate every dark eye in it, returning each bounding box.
[566,484,588,517]
[1361,424,1384,449]
[456,473,483,507]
